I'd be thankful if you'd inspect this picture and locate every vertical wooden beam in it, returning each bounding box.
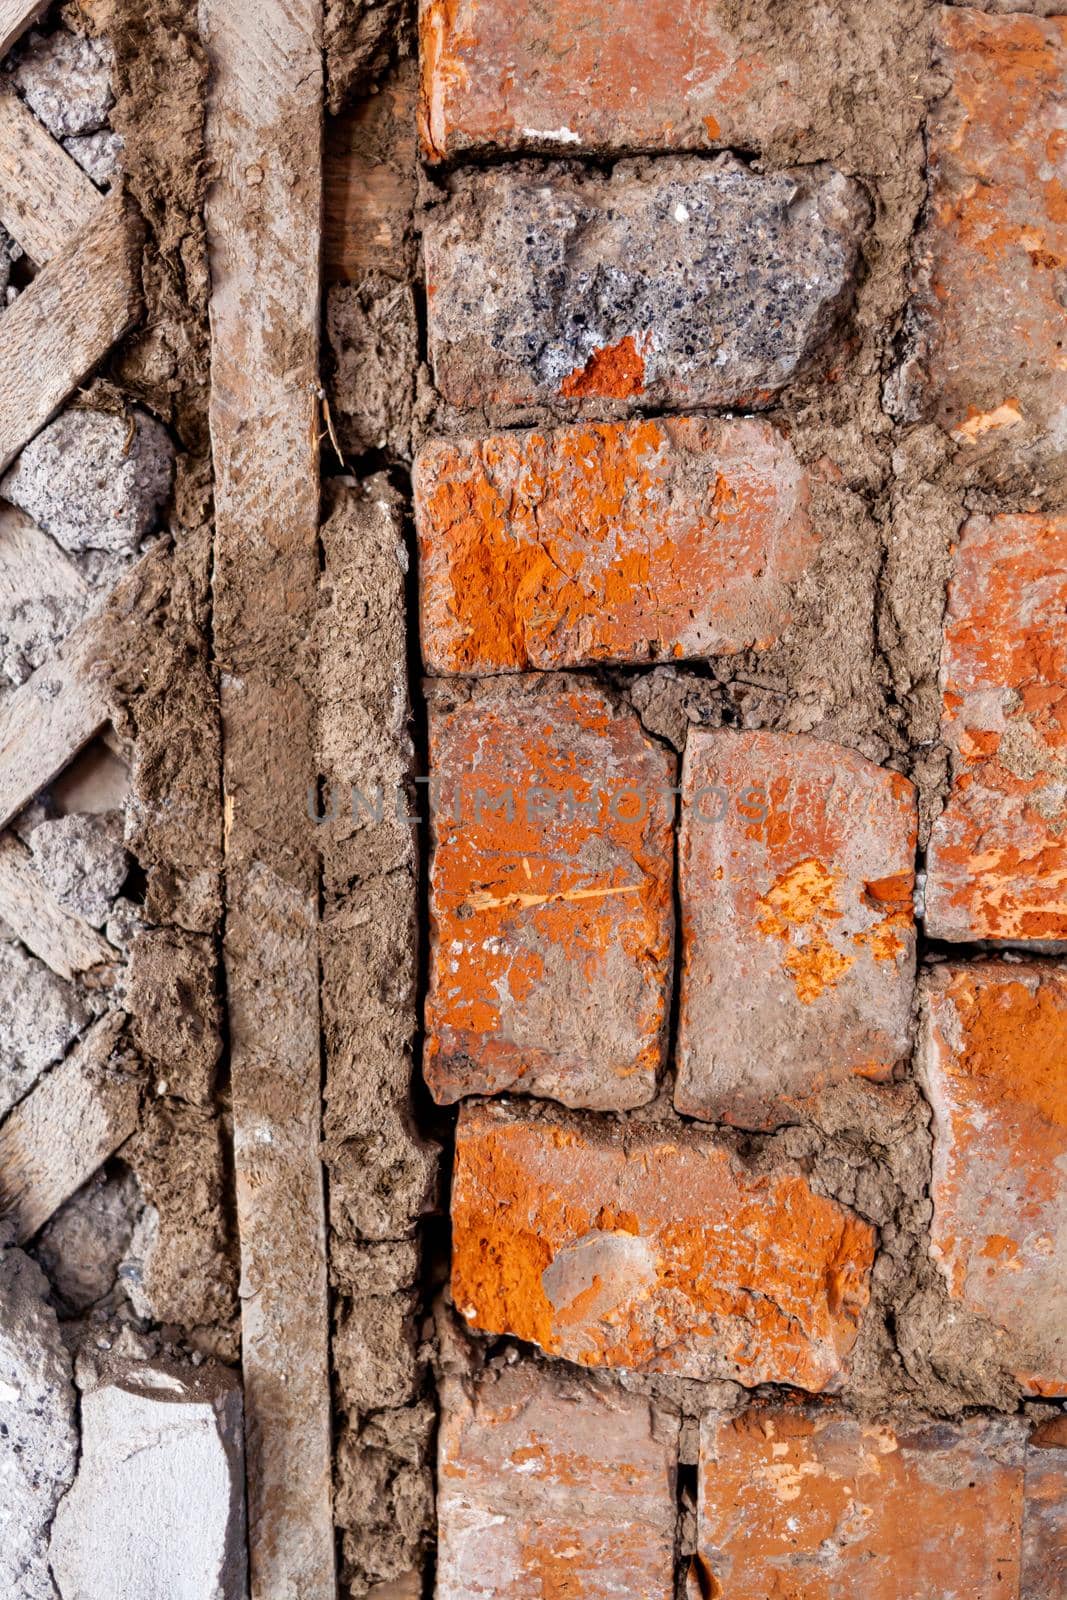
[201,4,336,1597]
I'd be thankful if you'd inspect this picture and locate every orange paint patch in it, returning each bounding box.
[451,1102,876,1390]
[926,514,1067,941]
[920,962,1067,1393]
[677,731,917,1129]
[698,1405,1027,1599]
[559,335,647,399]
[415,417,819,673]
[424,678,675,1111]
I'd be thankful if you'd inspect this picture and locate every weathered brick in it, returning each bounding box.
[415,418,818,674]
[890,9,1067,458]
[418,0,806,161]
[424,677,675,1110]
[698,1404,1027,1598]
[919,961,1067,1394]
[676,730,917,1130]
[436,1362,677,1600]
[451,1102,876,1390]
[925,514,1067,942]
[1024,1416,1067,1600]
[424,160,869,411]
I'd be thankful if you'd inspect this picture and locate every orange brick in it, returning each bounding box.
[418,0,807,161]
[1024,1417,1067,1600]
[919,961,1067,1394]
[676,730,917,1130]
[925,514,1067,942]
[451,1101,876,1390]
[436,1362,677,1600]
[891,9,1067,457]
[424,677,675,1110]
[698,1404,1027,1599]
[415,418,818,674]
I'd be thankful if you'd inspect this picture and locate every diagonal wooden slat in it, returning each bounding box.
[0,540,169,833]
[0,1012,139,1242]
[0,833,118,980]
[0,89,102,264]
[0,0,48,59]
[0,194,141,474]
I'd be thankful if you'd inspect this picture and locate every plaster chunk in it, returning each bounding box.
[49,1359,247,1600]
[14,29,115,139]
[1,409,175,555]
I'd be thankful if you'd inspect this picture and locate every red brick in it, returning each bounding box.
[698,1404,1027,1599]
[1024,1417,1067,1600]
[424,677,675,1111]
[436,1362,677,1600]
[891,9,1067,458]
[418,0,807,161]
[415,418,818,675]
[450,1101,876,1390]
[919,961,1067,1395]
[925,514,1067,942]
[676,730,917,1130]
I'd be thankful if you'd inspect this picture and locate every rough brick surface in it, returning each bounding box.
[425,159,869,411]
[919,962,1067,1395]
[436,1362,677,1600]
[416,418,818,674]
[451,1102,876,1390]
[418,0,806,160]
[925,514,1067,942]
[889,9,1067,460]
[698,1404,1027,1599]
[676,730,917,1130]
[1024,1417,1067,1599]
[424,677,675,1111]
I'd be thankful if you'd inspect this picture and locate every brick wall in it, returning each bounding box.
[326,1,1067,1592]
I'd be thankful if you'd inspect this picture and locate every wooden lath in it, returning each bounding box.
[0,0,48,59]
[202,1,336,1595]
[0,88,102,264]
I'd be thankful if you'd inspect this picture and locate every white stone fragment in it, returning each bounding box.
[27,810,128,927]
[63,129,124,186]
[1,408,175,554]
[0,1245,77,1600]
[0,943,89,1117]
[49,1359,247,1600]
[14,30,115,139]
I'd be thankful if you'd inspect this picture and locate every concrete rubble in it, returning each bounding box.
[64,129,124,186]
[49,1357,248,1600]
[27,810,129,927]
[0,1242,78,1600]
[12,29,115,139]
[1,407,175,555]
[0,942,89,1117]
[34,1165,143,1315]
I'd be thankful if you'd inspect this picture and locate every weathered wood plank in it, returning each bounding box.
[0,499,88,616]
[0,194,141,473]
[0,89,101,264]
[201,2,335,1596]
[0,541,170,832]
[0,0,48,58]
[0,833,117,980]
[0,1012,139,1243]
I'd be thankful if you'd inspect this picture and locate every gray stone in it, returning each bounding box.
[14,29,115,139]
[0,1245,78,1600]
[0,943,89,1117]
[1,408,175,555]
[27,810,128,927]
[424,156,870,411]
[0,227,19,301]
[34,1166,142,1314]
[49,1358,247,1600]
[63,129,124,186]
